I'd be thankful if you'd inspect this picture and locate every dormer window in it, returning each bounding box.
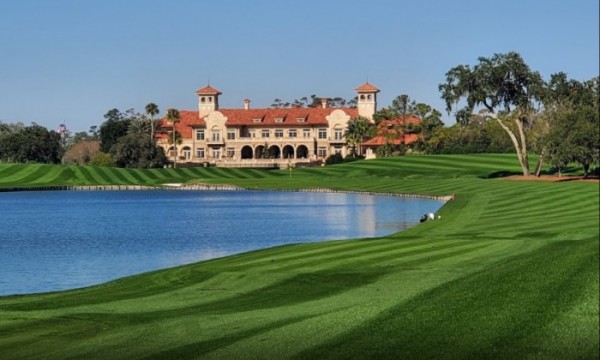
[296,117,306,123]
[253,118,262,123]
[275,117,284,123]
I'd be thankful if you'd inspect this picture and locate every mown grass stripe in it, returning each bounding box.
[294,240,599,360]
[75,166,105,184]
[6,165,49,184]
[87,166,118,184]
[0,154,597,360]
[269,240,480,273]
[0,164,24,181]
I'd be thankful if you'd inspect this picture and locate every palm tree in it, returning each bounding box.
[127,118,151,136]
[145,103,159,144]
[166,108,180,168]
[345,116,374,156]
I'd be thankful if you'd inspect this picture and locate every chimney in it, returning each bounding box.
[243,98,251,110]
[321,97,328,109]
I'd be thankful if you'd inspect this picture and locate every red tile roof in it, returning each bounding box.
[219,107,358,127]
[156,107,360,139]
[355,82,380,92]
[196,85,222,95]
[156,110,202,139]
[362,115,421,147]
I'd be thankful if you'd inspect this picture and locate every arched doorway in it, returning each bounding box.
[241,145,253,159]
[296,145,309,159]
[268,145,281,159]
[282,145,295,159]
[255,145,266,159]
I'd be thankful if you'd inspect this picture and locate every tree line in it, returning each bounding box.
[1,51,598,176]
[0,103,167,168]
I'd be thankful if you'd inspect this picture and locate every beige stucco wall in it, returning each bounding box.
[159,108,358,167]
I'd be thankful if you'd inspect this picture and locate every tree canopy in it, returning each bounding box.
[440,52,544,175]
[0,123,62,163]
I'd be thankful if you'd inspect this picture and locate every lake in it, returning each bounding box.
[0,190,443,296]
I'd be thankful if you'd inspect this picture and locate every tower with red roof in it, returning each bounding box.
[355,82,380,121]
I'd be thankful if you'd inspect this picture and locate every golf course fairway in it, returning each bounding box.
[0,154,598,359]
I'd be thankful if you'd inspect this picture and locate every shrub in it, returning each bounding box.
[90,152,115,167]
[325,153,344,165]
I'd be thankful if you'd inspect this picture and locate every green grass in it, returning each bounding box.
[0,154,598,359]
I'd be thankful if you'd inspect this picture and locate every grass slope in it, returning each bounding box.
[0,154,598,360]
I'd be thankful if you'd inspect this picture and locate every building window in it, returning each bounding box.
[261,130,270,138]
[275,118,284,123]
[275,129,284,138]
[296,117,306,123]
[196,148,205,158]
[334,146,343,154]
[303,128,311,138]
[334,128,343,140]
[211,130,221,142]
[196,129,205,141]
[212,148,221,159]
[289,129,297,138]
[226,148,235,158]
[200,97,206,103]
[249,130,256,138]
[318,128,327,139]
[317,147,327,157]
[227,130,236,140]
[182,147,191,160]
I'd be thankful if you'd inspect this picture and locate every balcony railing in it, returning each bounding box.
[206,139,224,145]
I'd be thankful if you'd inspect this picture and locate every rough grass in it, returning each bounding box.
[0,154,598,360]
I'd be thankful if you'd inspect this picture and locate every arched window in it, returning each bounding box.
[333,125,343,141]
[200,97,206,103]
[181,146,191,160]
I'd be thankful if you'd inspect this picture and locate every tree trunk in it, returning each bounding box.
[492,114,530,176]
[514,115,530,176]
[534,148,546,177]
[150,118,154,144]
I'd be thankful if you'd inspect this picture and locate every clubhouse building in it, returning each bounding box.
[156,82,381,168]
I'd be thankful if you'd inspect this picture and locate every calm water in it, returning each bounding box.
[0,190,443,296]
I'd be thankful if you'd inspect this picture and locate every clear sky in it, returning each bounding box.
[1,0,598,132]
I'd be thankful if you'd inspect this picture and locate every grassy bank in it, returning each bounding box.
[0,154,598,359]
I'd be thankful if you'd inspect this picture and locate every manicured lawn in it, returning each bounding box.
[0,154,598,359]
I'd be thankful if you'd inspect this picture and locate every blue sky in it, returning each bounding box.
[1,0,598,132]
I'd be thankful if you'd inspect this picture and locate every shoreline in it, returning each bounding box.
[0,184,454,202]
